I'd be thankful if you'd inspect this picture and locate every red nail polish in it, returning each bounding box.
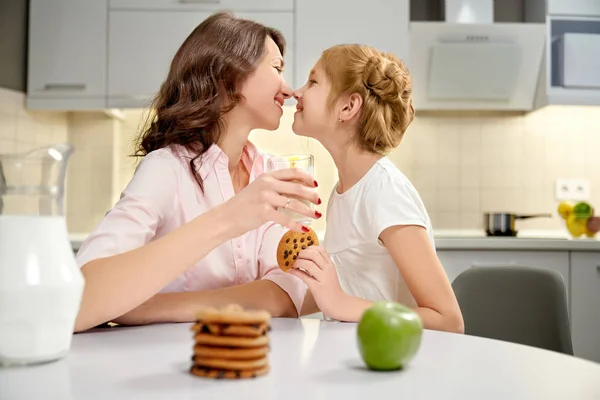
[302,226,310,233]
[315,211,322,218]
[314,180,319,187]
[318,198,322,205]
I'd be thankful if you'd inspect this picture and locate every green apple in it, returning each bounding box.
[357,301,423,371]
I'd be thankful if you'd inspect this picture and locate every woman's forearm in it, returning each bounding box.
[113,280,297,326]
[74,204,235,332]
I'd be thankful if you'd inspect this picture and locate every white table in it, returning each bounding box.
[2,318,600,399]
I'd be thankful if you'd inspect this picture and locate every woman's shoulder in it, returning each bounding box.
[136,145,186,169]
[144,145,186,161]
[127,146,189,188]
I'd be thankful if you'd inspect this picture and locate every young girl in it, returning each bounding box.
[290,44,464,333]
[73,12,321,332]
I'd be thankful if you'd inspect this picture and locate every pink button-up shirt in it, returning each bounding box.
[76,142,307,315]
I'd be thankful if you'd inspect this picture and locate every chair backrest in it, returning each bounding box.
[452,266,573,355]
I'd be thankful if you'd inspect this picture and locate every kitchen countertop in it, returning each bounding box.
[2,318,599,399]
[433,230,600,251]
[69,229,600,253]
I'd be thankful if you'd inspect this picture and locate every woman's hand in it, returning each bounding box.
[221,168,321,236]
[288,246,346,318]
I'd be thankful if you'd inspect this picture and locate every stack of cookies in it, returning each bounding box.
[190,304,271,379]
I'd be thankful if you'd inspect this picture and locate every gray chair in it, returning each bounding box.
[452,266,573,355]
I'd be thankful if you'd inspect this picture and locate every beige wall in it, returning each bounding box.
[393,107,600,231]
[0,88,68,153]
[1,86,599,235]
[115,106,600,234]
[65,113,119,233]
[0,88,69,216]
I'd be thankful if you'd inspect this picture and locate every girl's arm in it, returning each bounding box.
[379,225,464,333]
[299,290,320,316]
[291,227,464,333]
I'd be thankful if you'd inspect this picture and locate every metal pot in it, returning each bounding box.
[484,212,553,237]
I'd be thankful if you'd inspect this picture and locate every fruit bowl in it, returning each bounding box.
[558,201,600,239]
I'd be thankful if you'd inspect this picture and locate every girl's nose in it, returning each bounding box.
[292,87,303,100]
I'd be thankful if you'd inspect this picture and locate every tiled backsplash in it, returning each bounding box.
[0,88,68,153]
[0,88,69,215]
[394,108,600,231]
[1,87,599,234]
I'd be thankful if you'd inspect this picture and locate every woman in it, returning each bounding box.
[74,12,321,332]
[290,44,464,333]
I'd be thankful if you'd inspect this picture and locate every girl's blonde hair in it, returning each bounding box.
[319,44,415,154]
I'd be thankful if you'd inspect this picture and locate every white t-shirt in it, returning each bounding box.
[324,157,435,314]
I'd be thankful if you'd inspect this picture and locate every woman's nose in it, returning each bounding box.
[281,79,292,99]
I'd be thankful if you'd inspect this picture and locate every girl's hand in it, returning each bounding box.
[222,168,321,236]
[288,246,346,318]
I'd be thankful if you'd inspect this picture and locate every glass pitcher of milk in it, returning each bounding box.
[0,143,84,366]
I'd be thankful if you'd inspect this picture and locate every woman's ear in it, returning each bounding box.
[338,93,363,123]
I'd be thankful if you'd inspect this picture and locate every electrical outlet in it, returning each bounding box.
[555,178,590,201]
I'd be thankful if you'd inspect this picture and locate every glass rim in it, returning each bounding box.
[267,154,314,163]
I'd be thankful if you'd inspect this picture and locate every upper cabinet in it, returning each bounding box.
[107,10,294,108]
[108,0,292,12]
[24,0,409,110]
[295,0,410,88]
[27,0,107,110]
[545,11,600,106]
[547,0,600,17]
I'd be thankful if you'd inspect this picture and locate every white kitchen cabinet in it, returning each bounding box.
[437,250,571,304]
[570,252,600,363]
[109,0,292,12]
[547,0,600,17]
[295,0,410,89]
[545,15,600,106]
[27,0,107,110]
[107,11,294,108]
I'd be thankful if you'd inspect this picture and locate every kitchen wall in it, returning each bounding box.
[394,107,600,231]
[65,113,119,233]
[113,105,600,234]
[1,86,599,235]
[0,87,69,159]
[0,87,115,233]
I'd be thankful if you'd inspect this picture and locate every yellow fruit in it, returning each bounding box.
[566,215,588,238]
[557,201,574,219]
[288,156,299,168]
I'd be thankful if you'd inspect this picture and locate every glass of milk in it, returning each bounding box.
[266,154,315,226]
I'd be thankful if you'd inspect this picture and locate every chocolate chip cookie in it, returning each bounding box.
[276,227,319,272]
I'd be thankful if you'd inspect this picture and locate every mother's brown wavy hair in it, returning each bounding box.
[134,11,285,190]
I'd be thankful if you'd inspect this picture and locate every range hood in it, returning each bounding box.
[410,0,546,111]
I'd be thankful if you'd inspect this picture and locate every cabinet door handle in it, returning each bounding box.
[179,0,220,3]
[596,265,600,272]
[471,261,524,268]
[43,83,86,91]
